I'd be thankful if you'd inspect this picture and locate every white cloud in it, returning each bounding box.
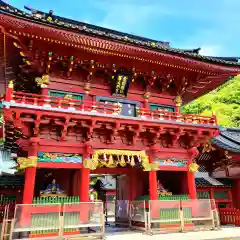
[95,1,173,35]
[199,45,222,56]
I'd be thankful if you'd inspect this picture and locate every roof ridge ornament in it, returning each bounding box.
[24,5,56,22]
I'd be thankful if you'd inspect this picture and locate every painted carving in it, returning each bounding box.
[154,158,188,167]
[40,178,66,197]
[38,152,82,163]
[17,156,37,169]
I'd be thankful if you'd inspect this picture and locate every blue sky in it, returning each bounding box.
[6,0,240,57]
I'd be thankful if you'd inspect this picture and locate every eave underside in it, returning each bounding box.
[1,0,240,68]
[0,13,239,102]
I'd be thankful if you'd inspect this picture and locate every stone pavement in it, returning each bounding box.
[106,227,240,240]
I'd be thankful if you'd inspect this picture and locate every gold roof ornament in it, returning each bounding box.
[35,74,49,88]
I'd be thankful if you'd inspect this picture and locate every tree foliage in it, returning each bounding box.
[181,75,240,128]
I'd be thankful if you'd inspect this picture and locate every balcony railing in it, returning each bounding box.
[5,91,217,126]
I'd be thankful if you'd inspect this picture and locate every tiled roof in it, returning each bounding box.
[216,178,233,186]
[0,175,24,187]
[195,178,212,187]
[0,0,240,67]
[195,177,231,187]
[212,127,240,153]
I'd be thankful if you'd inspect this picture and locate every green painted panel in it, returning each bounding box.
[197,191,210,199]
[214,191,229,200]
[150,104,175,112]
[49,90,83,101]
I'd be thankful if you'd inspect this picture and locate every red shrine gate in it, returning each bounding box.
[0,0,239,238]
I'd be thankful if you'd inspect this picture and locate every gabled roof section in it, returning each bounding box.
[195,177,231,187]
[212,127,240,153]
[0,0,240,67]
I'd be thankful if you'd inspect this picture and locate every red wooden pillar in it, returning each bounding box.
[6,81,13,102]
[232,179,240,208]
[80,168,90,202]
[149,171,158,200]
[21,139,38,227]
[187,171,197,199]
[228,189,233,208]
[148,149,158,201]
[22,139,38,204]
[210,188,214,199]
[79,167,90,223]
[41,87,48,95]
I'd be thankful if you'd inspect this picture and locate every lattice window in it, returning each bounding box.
[214,191,229,200]
[197,191,210,199]
[98,97,138,117]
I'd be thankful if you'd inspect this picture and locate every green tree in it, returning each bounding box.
[181,75,240,127]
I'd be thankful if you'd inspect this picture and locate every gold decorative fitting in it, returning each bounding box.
[144,92,151,99]
[202,141,215,153]
[35,75,49,88]
[13,42,21,49]
[188,162,199,172]
[64,94,72,100]
[84,82,91,94]
[8,80,14,89]
[175,96,183,107]
[83,149,157,171]
[17,156,37,170]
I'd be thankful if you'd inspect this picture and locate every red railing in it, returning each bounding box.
[219,208,240,226]
[11,91,121,115]
[138,108,216,125]
[7,91,217,125]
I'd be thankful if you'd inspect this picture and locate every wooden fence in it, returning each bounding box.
[219,208,240,226]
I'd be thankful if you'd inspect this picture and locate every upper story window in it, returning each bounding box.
[96,96,139,117]
[149,104,175,112]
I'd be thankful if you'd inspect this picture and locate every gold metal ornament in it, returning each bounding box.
[143,92,151,99]
[119,155,126,167]
[175,96,182,107]
[189,162,199,172]
[130,156,135,167]
[85,149,150,170]
[8,80,14,89]
[35,75,49,88]
[17,156,37,169]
